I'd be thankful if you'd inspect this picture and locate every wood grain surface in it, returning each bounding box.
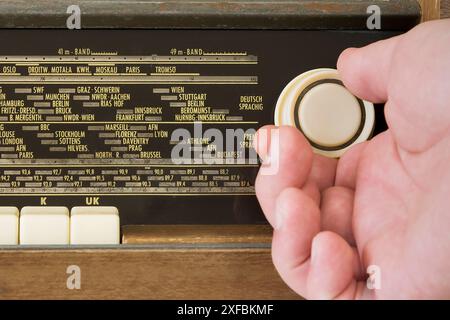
[0,247,299,300]
[0,225,299,299]
[122,225,273,245]
[419,0,441,20]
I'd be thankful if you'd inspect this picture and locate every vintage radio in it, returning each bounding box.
[0,0,442,299]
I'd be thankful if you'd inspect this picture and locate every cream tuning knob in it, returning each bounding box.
[274,68,375,158]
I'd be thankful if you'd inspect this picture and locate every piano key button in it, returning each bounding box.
[19,207,70,245]
[70,206,120,245]
[0,207,19,245]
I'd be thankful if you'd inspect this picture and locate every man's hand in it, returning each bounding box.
[254,20,450,299]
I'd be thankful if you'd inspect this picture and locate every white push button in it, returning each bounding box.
[70,207,120,245]
[299,82,362,147]
[0,207,19,245]
[275,68,375,158]
[19,207,70,245]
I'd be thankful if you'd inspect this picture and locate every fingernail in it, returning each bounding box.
[274,201,287,230]
[261,153,271,165]
[254,127,275,164]
[311,236,320,265]
[253,133,270,164]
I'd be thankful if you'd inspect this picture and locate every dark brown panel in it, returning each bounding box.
[0,0,420,30]
[442,0,450,18]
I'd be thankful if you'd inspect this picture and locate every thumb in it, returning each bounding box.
[337,36,400,104]
[338,20,450,153]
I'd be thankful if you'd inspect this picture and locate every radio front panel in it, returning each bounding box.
[0,29,397,228]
